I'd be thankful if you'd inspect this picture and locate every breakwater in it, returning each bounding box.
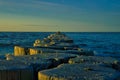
[0,32,120,80]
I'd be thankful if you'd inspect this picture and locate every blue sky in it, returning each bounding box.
[0,0,120,32]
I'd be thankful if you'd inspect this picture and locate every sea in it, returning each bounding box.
[0,32,120,58]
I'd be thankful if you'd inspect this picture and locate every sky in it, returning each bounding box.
[0,0,120,32]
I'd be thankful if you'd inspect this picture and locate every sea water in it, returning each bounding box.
[0,32,120,57]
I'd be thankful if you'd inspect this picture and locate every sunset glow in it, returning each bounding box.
[0,0,120,32]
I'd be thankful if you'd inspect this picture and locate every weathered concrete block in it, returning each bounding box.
[38,64,120,80]
[14,46,31,56]
[68,56,120,72]
[0,60,33,80]
[29,48,41,55]
[4,53,77,80]
[29,47,94,56]
[14,46,26,56]
[68,56,118,65]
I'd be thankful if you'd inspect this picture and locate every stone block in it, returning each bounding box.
[0,60,33,80]
[38,64,120,80]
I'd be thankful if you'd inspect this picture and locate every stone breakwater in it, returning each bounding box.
[1,53,120,80]
[1,53,77,80]
[0,32,120,80]
[14,32,94,56]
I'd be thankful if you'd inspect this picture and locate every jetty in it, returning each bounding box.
[0,32,120,80]
[14,31,94,56]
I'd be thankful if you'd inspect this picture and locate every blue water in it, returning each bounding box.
[0,32,120,57]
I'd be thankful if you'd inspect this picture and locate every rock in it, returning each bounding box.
[28,47,94,56]
[14,46,27,56]
[67,49,94,56]
[48,43,79,50]
[5,54,14,60]
[29,48,42,55]
[14,32,94,56]
[69,56,118,64]
[29,47,59,55]
[38,63,120,80]
[14,45,94,56]
[10,53,77,66]
[0,60,33,80]
[68,56,120,71]
[14,46,32,56]
[12,53,77,63]
[5,53,77,80]
[35,39,41,44]
[33,32,74,47]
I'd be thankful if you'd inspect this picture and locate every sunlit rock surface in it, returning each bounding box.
[14,32,94,56]
[1,53,77,80]
[4,32,119,80]
[68,56,120,71]
[14,46,94,56]
[69,56,118,64]
[38,56,120,80]
[38,63,120,80]
[14,46,28,56]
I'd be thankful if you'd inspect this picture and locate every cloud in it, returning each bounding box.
[0,24,60,28]
[0,0,71,13]
[0,24,61,32]
[22,24,59,27]
[33,0,63,7]
[0,0,82,22]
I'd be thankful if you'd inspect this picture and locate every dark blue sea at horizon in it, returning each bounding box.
[0,32,120,58]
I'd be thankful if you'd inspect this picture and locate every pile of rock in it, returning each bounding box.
[1,53,120,80]
[0,53,77,80]
[38,56,120,80]
[2,32,120,80]
[14,32,94,56]
[33,32,73,47]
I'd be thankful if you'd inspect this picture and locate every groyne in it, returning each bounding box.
[0,32,120,80]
